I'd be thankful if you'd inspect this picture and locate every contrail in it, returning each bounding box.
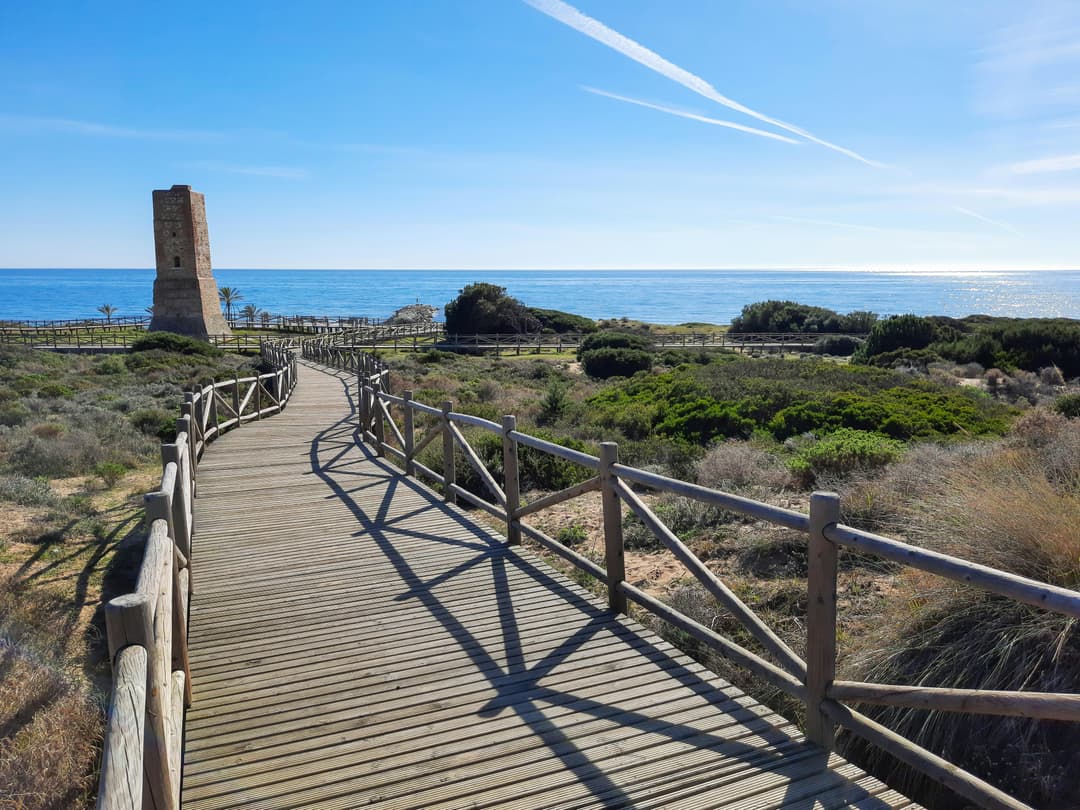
[954,206,1020,234]
[526,0,888,168]
[583,87,800,144]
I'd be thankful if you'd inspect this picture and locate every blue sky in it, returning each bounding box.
[2,0,1079,270]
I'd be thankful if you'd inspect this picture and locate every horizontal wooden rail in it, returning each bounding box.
[307,344,1077,810]
[828,681,1080,721]
[825,524,1080,619]
[97,338,297,810]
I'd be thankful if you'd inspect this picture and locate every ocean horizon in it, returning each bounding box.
[1,268,1077,325]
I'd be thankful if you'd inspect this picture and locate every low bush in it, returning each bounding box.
[93,354,127,375]
[130,332,222,357]
[730,300,876,334]
[1052,392,1080,418]
[580,347,653,379]
[695,441,789,493]
[789,429,903,484]
[555,524,588,546]
[94,461,126,488]
[130,408,176,440]
[527,307,597,334]
[38,382,74,399]
[853,314,937,362]
[0,474,58,506]
[576,330,652,357]
[809,335,860,356]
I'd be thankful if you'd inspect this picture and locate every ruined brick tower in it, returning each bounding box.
[149,185,230,339]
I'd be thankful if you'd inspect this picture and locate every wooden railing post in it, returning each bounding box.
[160,445,191,559]
[806,490,841,749]
[105,591,176,810]
[254,373,262,419]
[502,415,521,545]
[403,391,415,476]
[599,442,627,613]
[373,374,386,456]
[181,395,196,462]
[357,361,368,439]
[231,374,240,423]
[441,400,456,504]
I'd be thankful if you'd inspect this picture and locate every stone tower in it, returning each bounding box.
[149,185,230,339]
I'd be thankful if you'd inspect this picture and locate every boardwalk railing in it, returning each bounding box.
[310,329,867,355]
[307,346,1080,810]
[96,340,298,810]
[0,315,150,330]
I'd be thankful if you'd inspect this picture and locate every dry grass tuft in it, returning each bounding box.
[841,413,1080,808]
[0,643,101,810]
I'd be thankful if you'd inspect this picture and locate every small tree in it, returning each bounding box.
[259,310,272,328]
[97,304,117,323]
[218,287,243,321]
[444,283,539,334]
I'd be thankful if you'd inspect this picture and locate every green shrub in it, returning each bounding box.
[789,429,903,484]
[419,349,456,364]
[538,380,569,424]
[94,354,128,375]
[527,307,597,334]
[1052,393,1080,419]
[0,474,57,506]
[130,332,222,357]
[730,300,875,333]
[580,348,653,379]
[810,335,860,356]
[0,401,31,426]
[656,398,755,442]
[130,408,176,441]
[853,314,937,362]
[94,461,127,488]
[576,330,652,359]
[38,382,74,398]
[863,348,944,370]
[555,524,588,546]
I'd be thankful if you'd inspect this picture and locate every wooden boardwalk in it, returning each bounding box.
[180,361,915,810]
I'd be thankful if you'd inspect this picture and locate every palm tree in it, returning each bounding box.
[259,310,272,328]
[239,303,260,327]
[97,304,117,323]
[218,287,243,322]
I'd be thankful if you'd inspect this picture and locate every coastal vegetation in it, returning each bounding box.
[0,340,262,808]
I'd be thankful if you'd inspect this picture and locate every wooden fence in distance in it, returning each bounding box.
[303,343,1080,810]
[95,341,298,810]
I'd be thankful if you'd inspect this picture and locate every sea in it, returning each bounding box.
[0,268,1077,325]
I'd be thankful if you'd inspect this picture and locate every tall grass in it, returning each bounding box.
[841,410,1080,808]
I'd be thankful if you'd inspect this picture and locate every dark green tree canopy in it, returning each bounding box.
[444,283,540,334]
[730,300,877,333]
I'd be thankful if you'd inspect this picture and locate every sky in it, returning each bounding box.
[2,0,1079,270]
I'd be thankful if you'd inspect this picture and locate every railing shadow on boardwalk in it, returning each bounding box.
[303,363,892,809]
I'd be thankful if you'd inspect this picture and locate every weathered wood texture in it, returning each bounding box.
[180,361,912,809]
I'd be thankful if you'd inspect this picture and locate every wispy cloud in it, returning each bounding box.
[179,160,310,179]
[953,206,1019,234]
[582,87,800,144]
[1005,152,1080,175]
[772,214,894,233]
[525,0,887,167]
[0,114,222,141]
